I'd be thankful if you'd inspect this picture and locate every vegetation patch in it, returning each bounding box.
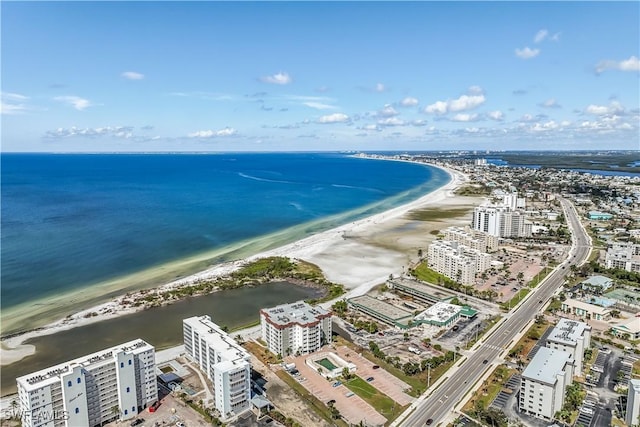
[454,184,490,196]
[406,207,472,222]
[462,365,515,427]
[344,376,405,421]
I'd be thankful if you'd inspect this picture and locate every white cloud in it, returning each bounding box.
[595,56,640,74]
[399,97,419,107]
[487,110,504,121]
[377,117,405,126]
[530,120,559,132]
[54,96,93,110]
[361,124,381,131]
[259,72,292,85]
[515,47,540,59]
[1,101,27,115]
[316,113,350,124]
[45,126,135,139]
[424,101,448,115]
[411,119,428,127]
[121,71,144,80]
[451,113,479,122]
[534,29,549,43]
[377,104,399,118]
[585,101,624,116]
[467,85,484,95]
[374,83,386,92]
[2,92,29,101]
[449,95,485,112]
[540,98,561,109]
[303,102,336,110]
[1,92,30,115]
[188,127,237,138]
[424,92,486,115]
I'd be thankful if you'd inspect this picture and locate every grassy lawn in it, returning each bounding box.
[344,376,406,422]
[276,370,349,427]
[508,321,549,360]
[406,207,473,222]
[244,340,279,365]
[462,365,517,415]
[633,359,640,378]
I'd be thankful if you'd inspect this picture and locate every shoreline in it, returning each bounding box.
[0,161,469,367]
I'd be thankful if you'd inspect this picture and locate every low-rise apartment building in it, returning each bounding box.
[561,298,611,321]
[627,379,640,427]
[545,318,591,375]
[16,339,157,427]
[519,347,573,421]
[183,315,251,420]
[260,301,332,356]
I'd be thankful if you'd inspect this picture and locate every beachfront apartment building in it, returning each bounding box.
[16,339,157,427]
[545,318,591,375]
[260,301,332,356]
[472,206,532,238]
[183,315,251,420]
[605,242,640,273]
[427,240,492,286]
[519,347,573,421]
[627,379,640,427]
[443,226,499,253]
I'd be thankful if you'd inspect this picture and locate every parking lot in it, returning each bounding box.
[286,351,387,426]
[104,389,211,427]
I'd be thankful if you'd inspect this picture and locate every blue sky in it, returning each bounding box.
[2,1,639,152]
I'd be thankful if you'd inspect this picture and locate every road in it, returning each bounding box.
[397,198,592,426]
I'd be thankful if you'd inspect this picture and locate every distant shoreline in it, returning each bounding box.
[0,160,470,370]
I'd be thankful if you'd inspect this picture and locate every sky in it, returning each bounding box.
[1,1,639,152]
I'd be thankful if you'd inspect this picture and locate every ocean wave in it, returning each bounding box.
[238,172,295,184]
[289,202,303,211]
[331,184,385,194]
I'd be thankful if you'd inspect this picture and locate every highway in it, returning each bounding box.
[398,198,592,426]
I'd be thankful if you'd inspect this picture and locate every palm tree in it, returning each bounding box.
[111,406,120,422]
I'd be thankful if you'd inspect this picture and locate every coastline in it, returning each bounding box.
[0,161,472,367]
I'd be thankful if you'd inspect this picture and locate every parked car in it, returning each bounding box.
[366,377,374,382]
[130,419,144,427]
[332,381,342,387]
[372,365,380,370]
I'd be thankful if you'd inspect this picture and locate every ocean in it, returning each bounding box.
[1,153,449,332]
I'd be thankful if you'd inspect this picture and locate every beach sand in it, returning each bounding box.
[1,164,481,366]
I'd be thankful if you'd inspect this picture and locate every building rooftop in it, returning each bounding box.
[348,295,413,323]
[184,315,249,364]
[17,339,153,391]
[389,278,453,302]
[547,318,590,346]
[582,275,613,288]
[613,317,640,335]
[414,302,462,324]
[260,300,330,327]
[522,347,571,386]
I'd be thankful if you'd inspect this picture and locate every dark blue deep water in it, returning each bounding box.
[1,153,449,311]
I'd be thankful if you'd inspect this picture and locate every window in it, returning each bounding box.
[67,381,72,387]
[132,407,135,412]
[126,387,130,393]
[124,409,128,415]
[75,408,79,414]
[77,378,81,384]
[120,362,124,368]
[128,360,132,365]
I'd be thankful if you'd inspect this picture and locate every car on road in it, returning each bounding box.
[452,325,459,331]
[482,359,488,364]
[130,419,144,427]
[425,419,433,425]
[366,376,374,382]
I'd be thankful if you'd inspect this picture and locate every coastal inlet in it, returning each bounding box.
[0,280,325,396]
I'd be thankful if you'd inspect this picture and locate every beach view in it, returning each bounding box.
[1,2,639,427]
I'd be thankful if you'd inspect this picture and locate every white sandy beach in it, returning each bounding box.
[1,162,477,366]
